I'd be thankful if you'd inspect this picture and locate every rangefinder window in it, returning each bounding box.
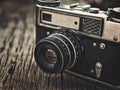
[42,13,52,22]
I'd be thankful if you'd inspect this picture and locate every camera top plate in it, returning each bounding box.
[36,3,120,44]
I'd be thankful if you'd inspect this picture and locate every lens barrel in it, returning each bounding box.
[35,30,83,74]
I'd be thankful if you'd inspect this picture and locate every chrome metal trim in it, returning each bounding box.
[112,17,120,23]
[100,43,106,50]
[40,11,80,30]
[37,0,60,3]
[95,62,102,78]
[36,4,108,19]
[102,21,120,43]
[38,7,41,27]
[39,23,62,29]
[38,8,61,29]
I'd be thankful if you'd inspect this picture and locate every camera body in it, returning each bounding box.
[35,0,120,89]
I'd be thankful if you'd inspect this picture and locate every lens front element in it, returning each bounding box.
[46,49,57,64]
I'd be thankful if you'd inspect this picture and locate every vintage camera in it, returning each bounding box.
[35,0,120,89]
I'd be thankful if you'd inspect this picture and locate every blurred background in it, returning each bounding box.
[0,0,87,29]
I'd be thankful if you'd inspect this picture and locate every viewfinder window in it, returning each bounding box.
[42,13,52,22]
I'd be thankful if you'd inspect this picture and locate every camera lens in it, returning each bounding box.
[46,49,57,64]
[35,30,83,74]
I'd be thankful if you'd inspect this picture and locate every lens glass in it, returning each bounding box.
[46,49,57,64]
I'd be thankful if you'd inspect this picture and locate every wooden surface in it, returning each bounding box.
[0,1,118,90]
